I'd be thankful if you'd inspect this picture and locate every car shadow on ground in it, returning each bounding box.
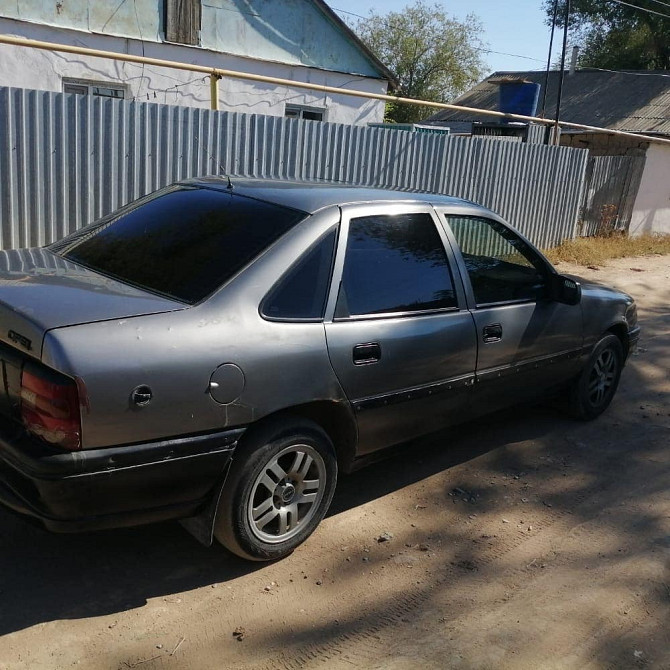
[0,403,566,636]
[217,311,670,668]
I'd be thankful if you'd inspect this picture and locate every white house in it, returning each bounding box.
[0,0,393,125]
[629,143,670,237]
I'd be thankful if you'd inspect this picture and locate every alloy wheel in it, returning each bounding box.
[587,347,617,407]
[247,443,326,544]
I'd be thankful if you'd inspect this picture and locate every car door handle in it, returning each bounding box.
[353,342,381,365]
[482,323,503,343]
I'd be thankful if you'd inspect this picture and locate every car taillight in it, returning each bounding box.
[20,366,81,451]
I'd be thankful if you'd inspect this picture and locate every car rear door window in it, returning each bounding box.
[262,229,337,320]
[338,213,457,317]
[53,186,307,304]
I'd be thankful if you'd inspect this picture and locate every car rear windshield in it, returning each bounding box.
[52,186,308,304]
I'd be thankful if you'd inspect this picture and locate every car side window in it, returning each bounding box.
[446,216,547,306]
[262,228,337,320]
[337,213,457,318]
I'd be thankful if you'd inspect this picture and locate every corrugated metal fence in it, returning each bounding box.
[578,154,646,237]
[0,86,590,250]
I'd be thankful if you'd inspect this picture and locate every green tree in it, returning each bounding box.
[354,1,487,124]
[544,0,670,70]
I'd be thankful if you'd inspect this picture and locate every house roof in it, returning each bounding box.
[425,69,670,135]
[314,1,397,87]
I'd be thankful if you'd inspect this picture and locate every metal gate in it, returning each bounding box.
[579,155,646,236]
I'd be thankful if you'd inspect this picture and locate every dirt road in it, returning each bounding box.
[0,255,668,670]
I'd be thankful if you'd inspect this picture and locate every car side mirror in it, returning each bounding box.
[549,274,581,305]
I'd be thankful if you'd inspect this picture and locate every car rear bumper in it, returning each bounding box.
[0,421,244,532]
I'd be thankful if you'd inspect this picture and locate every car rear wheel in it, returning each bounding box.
[570,333,623,420]
[214,419,337,561]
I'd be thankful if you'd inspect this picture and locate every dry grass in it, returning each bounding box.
[544,234,670,267]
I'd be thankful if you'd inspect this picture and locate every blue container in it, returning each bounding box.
[498,82,541,118]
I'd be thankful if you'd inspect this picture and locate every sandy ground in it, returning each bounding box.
[0,254,668,670]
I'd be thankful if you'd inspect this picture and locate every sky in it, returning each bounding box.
[328,0,559,76]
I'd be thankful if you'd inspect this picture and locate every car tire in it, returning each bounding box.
[214,418,337,561]
[569,333,623,420]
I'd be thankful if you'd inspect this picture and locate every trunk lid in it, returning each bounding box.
[0,248,185,357]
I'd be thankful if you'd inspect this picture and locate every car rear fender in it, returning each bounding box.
[181,400,357,547]
[236,400,358,474]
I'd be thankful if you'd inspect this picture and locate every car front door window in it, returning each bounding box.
[447,216,547,306]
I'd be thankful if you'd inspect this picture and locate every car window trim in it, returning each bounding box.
[325,203,466,323]
[333,304,461,323]
[473,297,537,309]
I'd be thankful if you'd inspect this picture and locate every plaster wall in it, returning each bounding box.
[0,0,382,77]
[0,18,387,125]
[629,143,670,236]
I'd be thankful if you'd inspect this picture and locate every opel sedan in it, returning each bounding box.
[0,179,639,560]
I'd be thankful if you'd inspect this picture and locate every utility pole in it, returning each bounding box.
[553,0,571,146]
[541,0,558,119]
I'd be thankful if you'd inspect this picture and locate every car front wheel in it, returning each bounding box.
[214,419,337,561]
[570,333,623,420]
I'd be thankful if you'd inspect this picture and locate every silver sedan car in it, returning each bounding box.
[0,179,639,560]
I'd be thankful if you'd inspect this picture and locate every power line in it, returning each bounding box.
[481,49,545,62]
[158,76,208,96]
[331,6,368,20]
[334,8,548,63]
[607,0,670,19]
[647,0,670,9]
[491,66,670,77]
[333,6,553,66]
[582,66,670,77]
[131,76,208,102]
[127,63,190,84]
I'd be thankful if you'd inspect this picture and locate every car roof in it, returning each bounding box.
[181,176,489,216]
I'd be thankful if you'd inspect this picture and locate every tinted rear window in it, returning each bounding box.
[261,228,337,320]
[53,187,307,304]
